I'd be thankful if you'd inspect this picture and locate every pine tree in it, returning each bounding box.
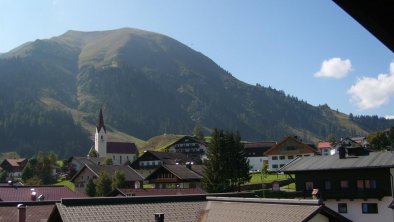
[193,122,205,140]
[202,129,250,192]
[111,170,126,190]
[96,172,112,196]
[85,179,96,197]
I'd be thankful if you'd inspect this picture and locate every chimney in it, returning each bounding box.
[338,146,346,159]
[30,188,37,201]
[17,204,26,222]
[154,213,164,222]
[312,189,320,200]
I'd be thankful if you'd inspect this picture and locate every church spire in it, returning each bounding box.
[97,108,106,133]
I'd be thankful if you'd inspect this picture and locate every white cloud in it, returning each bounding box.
[314,57,352,79]
[348,62,394,110]
[385,115,394,120]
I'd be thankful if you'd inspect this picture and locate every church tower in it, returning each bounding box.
[95,108,107,158]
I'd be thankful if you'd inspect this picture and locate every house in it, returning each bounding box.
[243,141,277,172]
[280,151,394,222]
[317,141,336,156]
[145,164,203,189]
[264,136,316,171]
[49,194,351,221]
[94,109,139,165]
[0,185,85,202]
[0,158,28,178]
[68,156,106,173]
[71,164,144,192]
[166,136,208,162]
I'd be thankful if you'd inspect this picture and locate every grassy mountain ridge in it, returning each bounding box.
[0,28,393,157]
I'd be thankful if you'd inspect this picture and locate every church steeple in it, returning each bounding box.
[97,108,106,133]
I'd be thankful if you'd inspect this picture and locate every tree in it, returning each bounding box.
[0,170,7,182]
[389,126,394,147]
[103,157,113,165]
[85,179,96,197]
[88,148,98,158]
[202,129,250,192]
[96,172,112,196]
[111,170,126,190]
[21,158,36,182]
[193,122,205,140]
[367,131,389,150]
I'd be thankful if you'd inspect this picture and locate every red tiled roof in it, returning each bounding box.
[0,204,55,222]
[117,188,206,196]
[0,185,86,202]
[107,142,138,154]
[317,142,333,150]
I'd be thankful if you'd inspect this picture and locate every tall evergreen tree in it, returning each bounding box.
[96,172,112,196]
[202,129,250,192]
[85,179,96,197]
[193,122,205,140]
[111,170,126,190]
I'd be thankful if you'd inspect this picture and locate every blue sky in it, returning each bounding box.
[1,0,393,118]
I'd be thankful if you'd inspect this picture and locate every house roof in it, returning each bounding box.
[188,164,205,176]
[244,141,276,157]
[334,0,394,52]
[107,142,138,154]
[0,185,85,202]
[71,156,106,165]
[146,165,203,181]
[96,108,106,133]
[71,164,144,182]
[131,151,193,167]
[51,195,351,222]
[280,151,394,173]
[1,158,26,167]
[0,204,56,222]
[114,188,206,196]
[317,142,333,150]
[264,136,316,156]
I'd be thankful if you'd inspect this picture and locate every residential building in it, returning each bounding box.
[94,109,139,165]
[0,204,56,222]
[145,164,203,189]
[71,164,144,192]
[264,136,316,171]
[281,151,394,222]
[317,141,336,156]
[167,135,208,162]
[68,156,106,173]
[243,141,276,172]
[0,158,27,178]
[49,194,351,221]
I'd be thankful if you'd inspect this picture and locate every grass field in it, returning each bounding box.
[248,172,291,184]
[56,180,75,191]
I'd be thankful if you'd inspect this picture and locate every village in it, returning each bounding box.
[0,109,393,222]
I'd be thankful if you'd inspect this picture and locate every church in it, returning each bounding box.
[94,109,139,165]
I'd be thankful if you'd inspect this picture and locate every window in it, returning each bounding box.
[272,156,278,160]
[305,182,313,191]
[120,156,122,164]
[272,164,278,169]
[260,158,262,162]
[340,180,348,189]
[338,203,347,213]
[279,164,285,168]
[357,179,377,190]
[279,156,285,160]
[113,155,115,160]
[324,181,331,190]
[288,155,294,159]
[304,154,310,157]
[362,203,378,214]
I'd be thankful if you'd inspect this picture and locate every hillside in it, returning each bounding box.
[0,28,393,157]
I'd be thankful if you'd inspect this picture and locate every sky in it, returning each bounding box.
[1,0,393,118]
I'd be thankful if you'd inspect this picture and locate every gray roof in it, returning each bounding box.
[52,195,351,222]
[281,151,394,172]
[164,165,203,180]
[72,164,144,182]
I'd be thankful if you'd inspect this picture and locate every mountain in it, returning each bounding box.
[0,28,393,157]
